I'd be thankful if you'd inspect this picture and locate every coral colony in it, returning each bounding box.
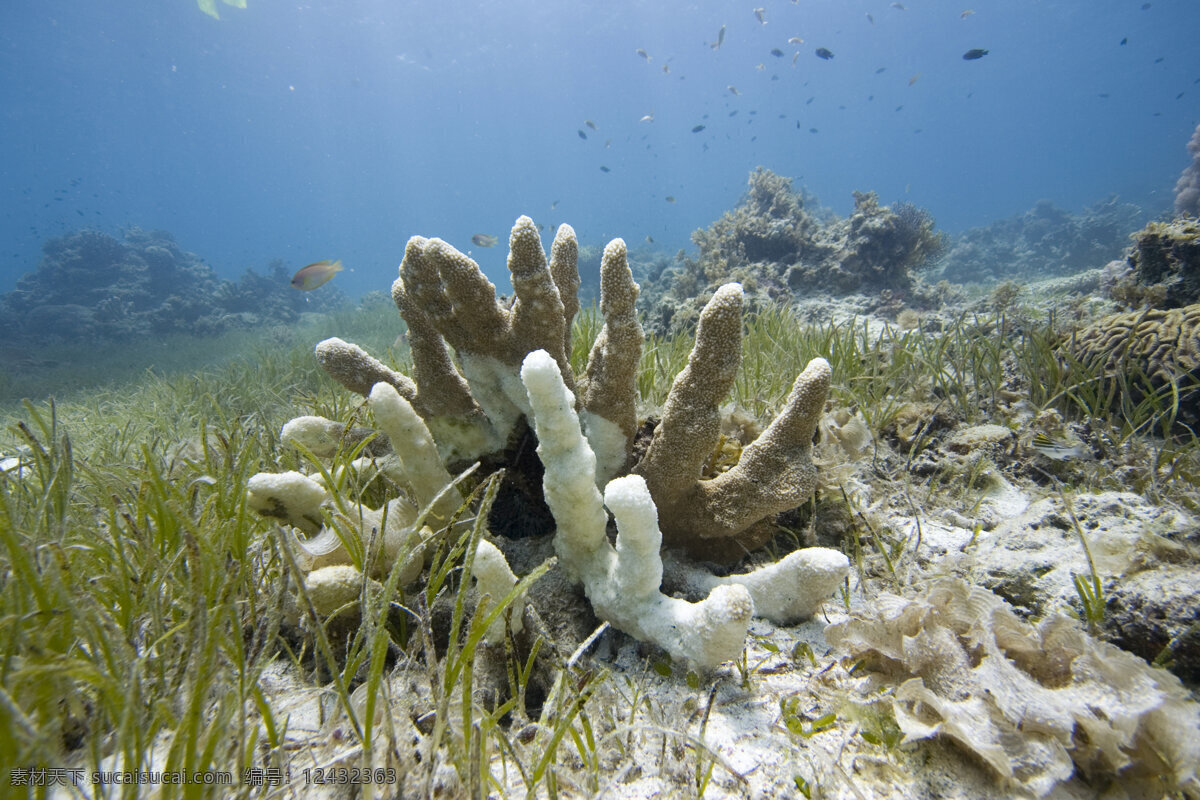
[248,216,849,668]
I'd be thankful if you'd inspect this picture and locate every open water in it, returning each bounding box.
[2,0,1198,298]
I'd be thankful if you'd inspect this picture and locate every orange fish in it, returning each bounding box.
[291,259,343,290]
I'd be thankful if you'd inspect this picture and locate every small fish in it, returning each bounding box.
[640,113,655,122]
[1099,92,1110,98]
[471,234,498,247]
[1177,91,1185,99]
[604,138,612,147]
[662,63,670,74]
[815,47,834,60]
[645,236,654,244]
[875,67,887,74]
[962,48,989,60]
[712,25,726,49]
[754,7,767,24]
[792,51,799,65]
[600,165,611,172]
[665,196,676,203]
[1030,432,1090,462]
[578,129,588,140]
[909,73,921,85]
[291,259,344,290]
[809,127,818,133]
[891,2,905,9]
[1120,37,1128,45]
[728,85,741,95]
[636,48,650,61]
[805,96,814,104]
[585,120,597,131]
[1154,57,1164,63]
[755,63,766,71]
[960,9,975,19]
[788,37,804,45]
[692,124,706,132]
[866,12,874,23]
[551,200,559,209]
[770,48,784,57]
[1141,2,1150,8]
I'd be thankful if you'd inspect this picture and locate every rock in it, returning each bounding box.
[971,491,1198,619]
[1104,565,1200,684]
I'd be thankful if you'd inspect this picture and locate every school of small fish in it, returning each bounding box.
[541,2,1184,232]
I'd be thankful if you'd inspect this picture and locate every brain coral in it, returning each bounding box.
[1066,303,1200,425]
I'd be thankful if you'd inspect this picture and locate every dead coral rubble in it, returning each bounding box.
[828,579,1200,798]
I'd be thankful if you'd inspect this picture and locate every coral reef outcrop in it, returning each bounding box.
[1176,122,1200,219]
[1105,218,1200,310]
[0,228,345,342]
[249,215,850,667]
[938,197,1144,286]
[641,168,946,335]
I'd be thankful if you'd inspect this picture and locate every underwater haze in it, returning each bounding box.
[2,0,1198,298]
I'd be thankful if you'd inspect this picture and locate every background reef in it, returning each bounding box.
[0,227,346,343]
[640,167,949,335]
[937,197,1146,286]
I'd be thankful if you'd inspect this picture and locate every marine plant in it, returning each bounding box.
[196,0,246,20]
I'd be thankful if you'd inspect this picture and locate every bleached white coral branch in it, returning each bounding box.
[520,348,846,667]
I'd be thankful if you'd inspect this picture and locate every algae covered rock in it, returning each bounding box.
[1107,218,1200,309]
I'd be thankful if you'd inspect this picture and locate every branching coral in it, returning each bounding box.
[250,215,850,666]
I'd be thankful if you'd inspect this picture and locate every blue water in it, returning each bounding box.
[2,0,1198,298]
